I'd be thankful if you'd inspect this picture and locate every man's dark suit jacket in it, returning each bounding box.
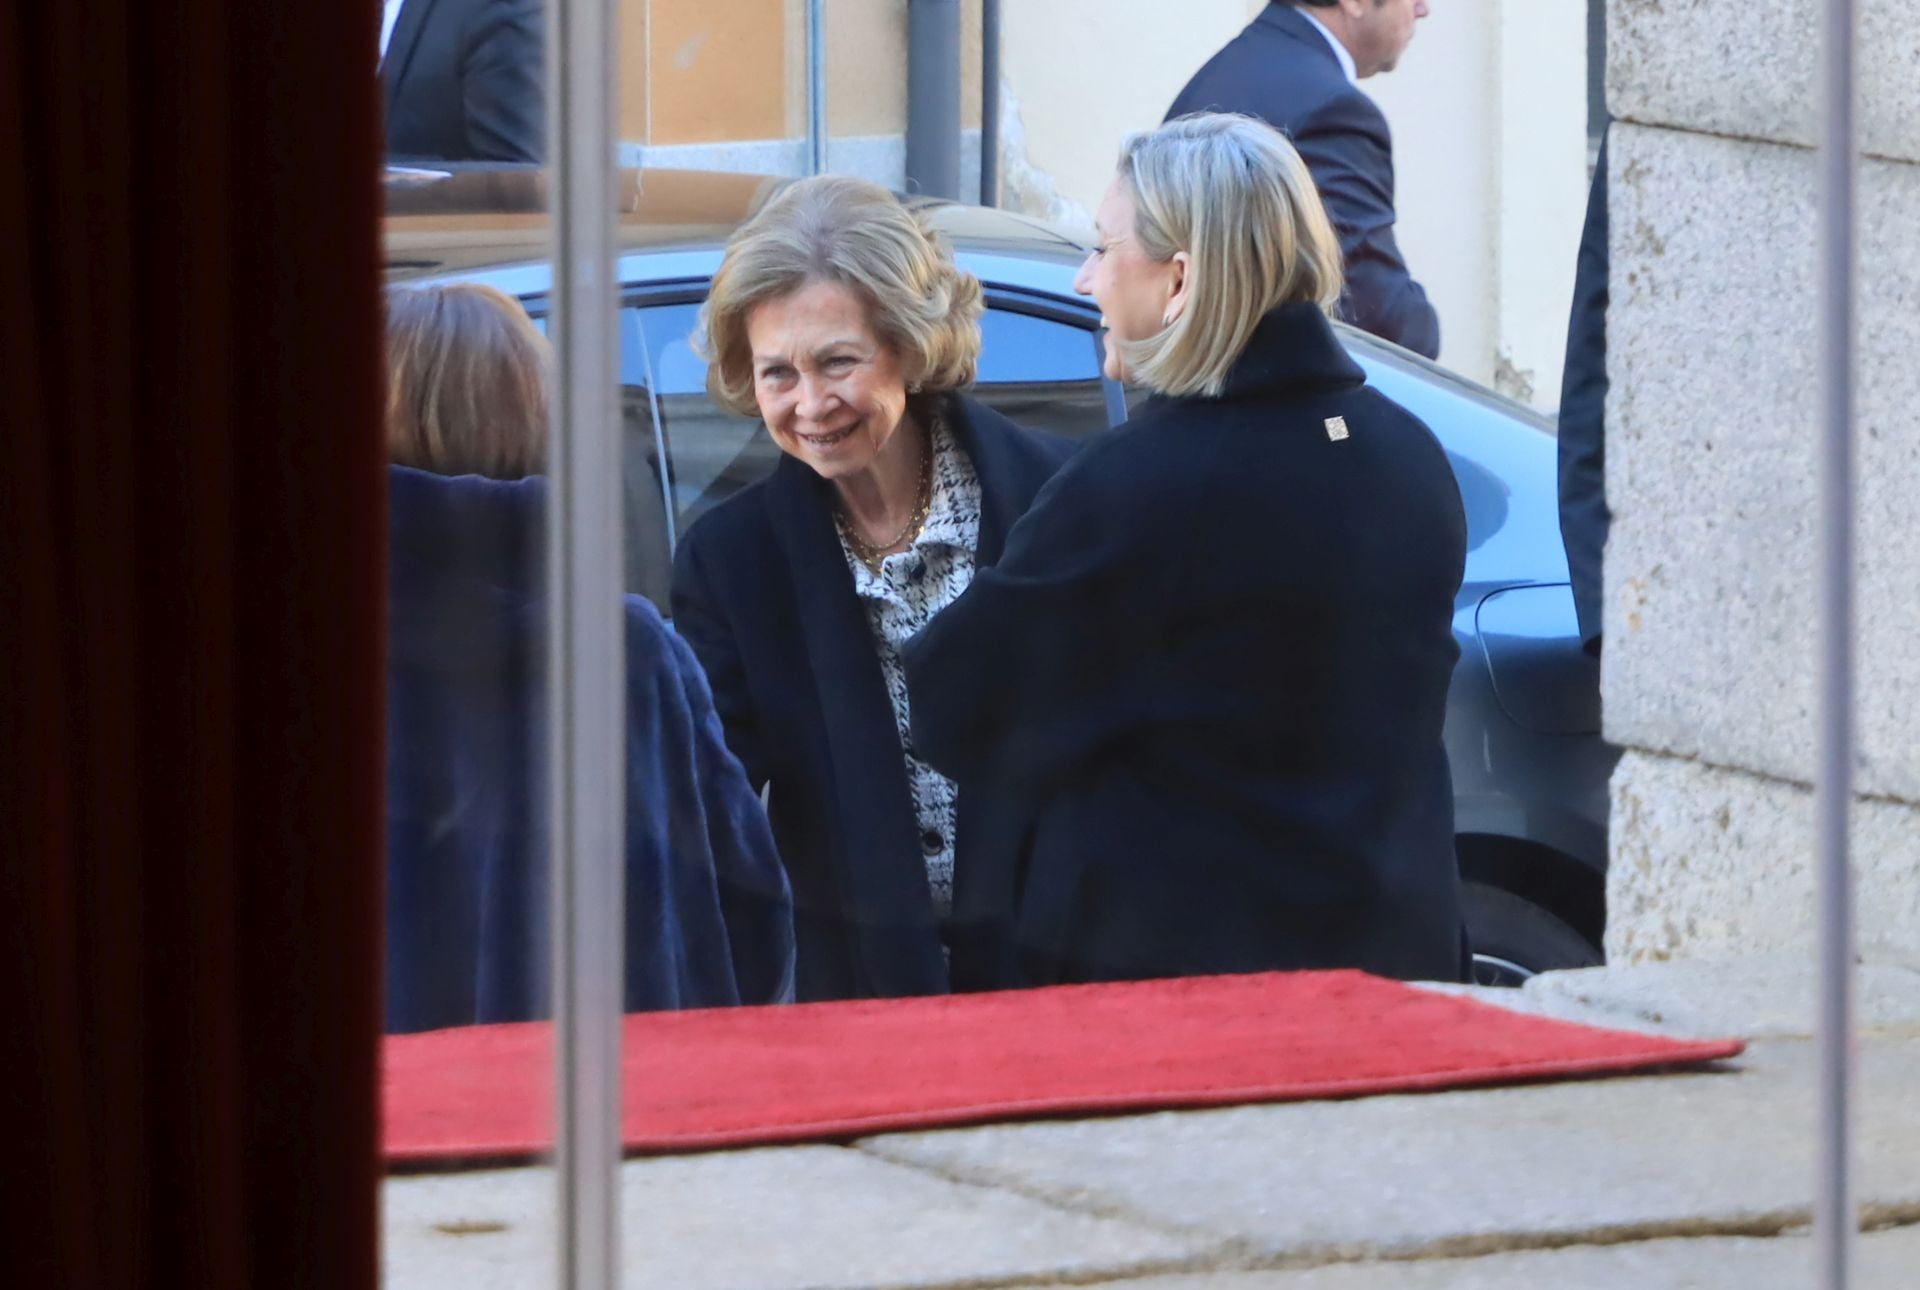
[904,303,1469,987]
[670,397,1075,1002]
[1557,131,1610,654]
[383,0,544,164]
[1167,3,1440,359]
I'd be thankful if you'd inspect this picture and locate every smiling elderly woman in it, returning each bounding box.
[670,175,1074,1002]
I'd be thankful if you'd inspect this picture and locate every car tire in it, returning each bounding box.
[1461,881,1602,987]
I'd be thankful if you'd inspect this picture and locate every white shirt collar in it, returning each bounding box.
[1297,6,1359,84]
[380,0,407,61]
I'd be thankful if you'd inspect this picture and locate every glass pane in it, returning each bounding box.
[369,0,1896,1281]
[636,301,778,536]
[973,307,1110,439]
[380,166,560,1289]
[618,306,676,608]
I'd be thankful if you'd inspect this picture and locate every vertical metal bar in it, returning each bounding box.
[1815,1,1858,1287]
[906,0,962,198]
[548,0,624,1284]
[980,0,1001,206]
[807,0,827,174]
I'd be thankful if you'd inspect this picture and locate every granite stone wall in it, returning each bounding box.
[1601,0,1920,961]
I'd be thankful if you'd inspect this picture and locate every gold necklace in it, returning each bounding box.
[838,422,936,573]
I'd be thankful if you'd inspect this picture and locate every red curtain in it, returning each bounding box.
[1,4,383,1285]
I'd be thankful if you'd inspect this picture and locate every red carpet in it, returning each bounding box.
[383,970,1744,1168]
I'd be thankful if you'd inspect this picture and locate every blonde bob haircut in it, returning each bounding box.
[1114,113,1344,399]
[385,282,551,479]
[699,174,984,417]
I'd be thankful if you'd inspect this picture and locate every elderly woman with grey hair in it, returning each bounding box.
[670,175,1073,1002]
[905,113,1471,987]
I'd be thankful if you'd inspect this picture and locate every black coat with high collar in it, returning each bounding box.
[671,395,1075,1000]
[905,303,1470,986]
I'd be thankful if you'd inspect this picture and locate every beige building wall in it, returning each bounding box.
[993,0,1588,408]
[613,0,982,182]
[1367,0,1589,405]
[648,0,791,143]
[995,0,1266,228]
[1363,0,1500,388]
[615,0,790,145]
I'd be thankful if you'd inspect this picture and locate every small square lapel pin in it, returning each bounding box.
[1324,415,1350,442]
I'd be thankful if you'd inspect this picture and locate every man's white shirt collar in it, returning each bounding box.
[1297,6,1359,84]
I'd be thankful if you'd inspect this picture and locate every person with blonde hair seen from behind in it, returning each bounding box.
[671,175,1074,1002]
[904,114,1469,987]
[384,282,794,1033]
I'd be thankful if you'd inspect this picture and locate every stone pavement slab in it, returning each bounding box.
[860,1037,1920,1266]
[1516,954,1920,1041]
[1067,1224,1920,1288]
[383,959,1920,1287]
[1424,954,1920,1041]
[384,1143,1208,1290]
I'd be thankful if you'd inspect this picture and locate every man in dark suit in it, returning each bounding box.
[1167,1,1439,358]
[381,0,545,164]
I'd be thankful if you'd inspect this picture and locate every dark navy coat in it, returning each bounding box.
[1558,130,1610,654]
[904,303,1468,986]
[670,396,1075,1001]
[1167,2,1441,359]
[385,465,794,1033]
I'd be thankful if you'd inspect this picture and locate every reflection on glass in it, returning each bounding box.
[635,301,774,538]
[384,283,555,1034]
[379,172,562,1282]
[381,275,796,1028]
[360,0,1909,1281]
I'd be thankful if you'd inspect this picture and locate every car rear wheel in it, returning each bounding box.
[1461,880,1602,987]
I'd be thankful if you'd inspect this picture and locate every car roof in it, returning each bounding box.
[382,165,1091,283]
[379,165,1563,585]
[379,164,1554,440]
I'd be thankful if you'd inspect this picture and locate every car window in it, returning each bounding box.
[520,304,678,609]
[636,301,779,539]
[636,297,1111,541]
[973,306,1110,440]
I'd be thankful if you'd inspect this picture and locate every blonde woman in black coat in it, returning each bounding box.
[904,113,1469,986]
